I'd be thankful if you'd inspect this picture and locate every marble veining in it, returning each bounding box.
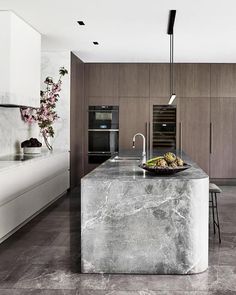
[81,153,209,274]
[83,152,208,180]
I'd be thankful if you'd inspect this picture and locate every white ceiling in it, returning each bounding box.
[1,0,236,62]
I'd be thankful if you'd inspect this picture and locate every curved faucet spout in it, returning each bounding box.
[132,133,146,164]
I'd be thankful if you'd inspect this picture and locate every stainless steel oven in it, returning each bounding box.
[88,106,119,163]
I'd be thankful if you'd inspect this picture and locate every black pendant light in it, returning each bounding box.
[167,10,176,105]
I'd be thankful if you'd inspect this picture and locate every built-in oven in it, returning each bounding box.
[88,106,119,164]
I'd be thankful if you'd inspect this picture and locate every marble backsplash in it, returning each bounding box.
[0,51,70,156]
[0,108,39,156]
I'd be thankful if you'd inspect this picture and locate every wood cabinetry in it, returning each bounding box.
[119,97,149,152]
[85,63,119,98]
[211,64,236,97]
[210,98,236,178]
[70,53,85,187]
[177,98,210,174]
[77,62,236,181]
[88,96,118,106]
[119,64,149,97]
[150,64,170,97]
[175,64,211,98]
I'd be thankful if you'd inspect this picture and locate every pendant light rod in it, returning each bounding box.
[171,33,174,96]
[167,10,176,105]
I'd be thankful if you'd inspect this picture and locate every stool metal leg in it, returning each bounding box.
[214,192,221,244]
[211,192,216,234]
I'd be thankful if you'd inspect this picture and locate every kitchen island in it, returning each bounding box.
[81,152,209,274]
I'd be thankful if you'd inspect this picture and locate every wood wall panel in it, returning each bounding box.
[211,64,236,97]
[119,97,149,152]
[70,53,85,187]
[175,64,211,97]
[119,64,149,97]
[210,98,236,178]
[150,64,170,97]
[177,97,210,174]
[85,63,119,97]
[88,96,118,106]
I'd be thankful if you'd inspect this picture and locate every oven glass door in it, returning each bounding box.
[89,130,119,153]
[89,107,119,129]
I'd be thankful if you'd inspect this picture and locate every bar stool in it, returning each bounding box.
[209,183,222,243]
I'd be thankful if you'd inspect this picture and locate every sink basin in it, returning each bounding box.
[110,156,140,162]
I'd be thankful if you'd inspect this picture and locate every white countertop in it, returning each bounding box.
[0,149,69,173]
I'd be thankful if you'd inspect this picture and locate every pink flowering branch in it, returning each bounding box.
[20,67,68,141]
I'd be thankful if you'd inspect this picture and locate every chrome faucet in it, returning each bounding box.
[132,133,146,164]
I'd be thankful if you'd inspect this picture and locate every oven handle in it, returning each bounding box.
[88,109,119,112]
[88,129,119,132]
[88,152,113,156]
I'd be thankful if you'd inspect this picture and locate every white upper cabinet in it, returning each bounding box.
[0,11,41,107]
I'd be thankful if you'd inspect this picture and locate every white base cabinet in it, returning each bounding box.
[0,151,69,243]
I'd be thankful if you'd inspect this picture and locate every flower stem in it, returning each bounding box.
[43,133,53,151]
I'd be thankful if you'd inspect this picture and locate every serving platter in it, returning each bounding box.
[139,163,191,175]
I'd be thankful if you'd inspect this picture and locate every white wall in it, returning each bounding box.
[0,51,71,156]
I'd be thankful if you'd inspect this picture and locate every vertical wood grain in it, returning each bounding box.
[150,64,170,98]
[119,97,149,152]
[211,64,236,97]
[85,63,119,97]
[119,64,149,97]
[210,97,236,178]
[177,97,210,174]
[175,64,211,97]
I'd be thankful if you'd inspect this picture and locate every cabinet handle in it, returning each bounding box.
[149,122,151,157]
[210,122,213,154]
[179,122,182,151]
[145,122,148,154]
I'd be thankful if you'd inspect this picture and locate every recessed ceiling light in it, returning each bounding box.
[93,42,99,45]
[77,21,85,26]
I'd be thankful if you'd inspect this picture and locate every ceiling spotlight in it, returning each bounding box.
[77,21,85,25]
[93,41,99,45]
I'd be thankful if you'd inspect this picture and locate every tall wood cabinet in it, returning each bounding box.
[119,97,149,152]
[211,64,236,97]
[210,98,236,178]
[85,63,119,105]
[174,64,211,98]
[177,98,211,174]
[119,64,149,97]
[150,64,170,97]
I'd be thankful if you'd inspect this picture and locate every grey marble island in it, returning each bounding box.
[81,152,209,274]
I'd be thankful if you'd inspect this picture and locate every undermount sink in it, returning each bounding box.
[110,156,140,162]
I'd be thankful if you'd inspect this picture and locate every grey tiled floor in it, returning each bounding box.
[0,186,236,294]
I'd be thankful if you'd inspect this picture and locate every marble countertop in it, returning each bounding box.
[83,150,208,180]
[0,149,69,173]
